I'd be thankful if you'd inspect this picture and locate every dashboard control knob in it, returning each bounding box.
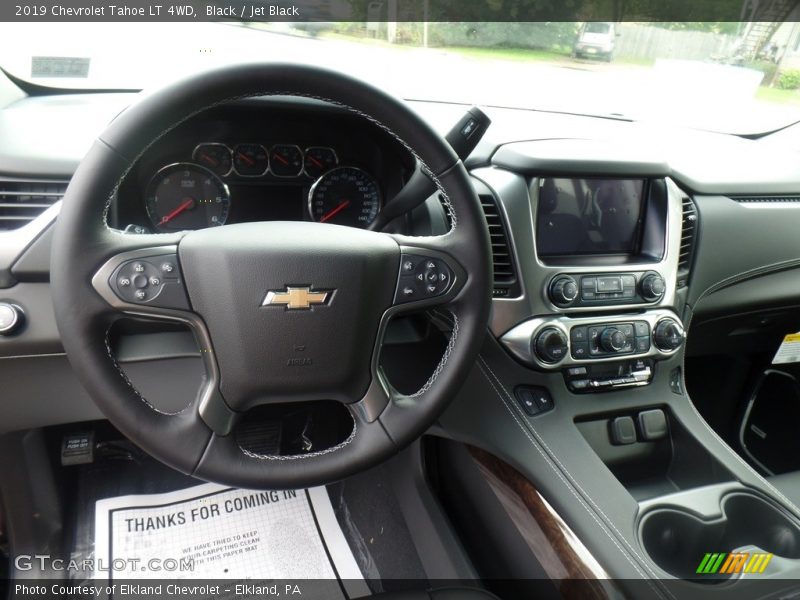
[654,319,685,351]
[599,327,626,353]
[0,303,23,335]
[534,327,569,364]
[640,273,666,301]
[549,276,579,306]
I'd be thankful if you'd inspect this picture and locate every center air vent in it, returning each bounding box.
[478,193,520,298]
[0,178,67,231]
[677,196,698,288]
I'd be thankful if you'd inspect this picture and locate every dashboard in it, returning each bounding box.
[109,100,416,233]
[2,91,800,392]
[5,74,800,592]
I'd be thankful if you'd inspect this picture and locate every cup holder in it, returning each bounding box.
[640,492,800,583]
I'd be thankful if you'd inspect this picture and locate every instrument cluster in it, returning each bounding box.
[143,141,383,232]
[191,143,339,179]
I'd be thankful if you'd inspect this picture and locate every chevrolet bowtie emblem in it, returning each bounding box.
[261,286,331,310]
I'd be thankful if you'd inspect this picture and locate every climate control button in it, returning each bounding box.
[599,327,627,353]
[534,327,568,364]
[654,318,685,351]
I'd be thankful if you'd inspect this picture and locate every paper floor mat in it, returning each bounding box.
[93,483,370,599]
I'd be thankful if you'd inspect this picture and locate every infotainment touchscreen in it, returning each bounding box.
[535,177,646,257]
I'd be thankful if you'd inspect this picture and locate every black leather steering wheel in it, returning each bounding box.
[51,64,491,489]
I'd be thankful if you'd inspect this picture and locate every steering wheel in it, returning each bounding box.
[51,64,491,489]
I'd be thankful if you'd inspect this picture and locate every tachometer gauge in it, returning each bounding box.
[303,147,338,178]
[269,144,303,177]
[233,143,269,177]
[192,143,232,177]
[308,166,381,228]
[145,163,230,232]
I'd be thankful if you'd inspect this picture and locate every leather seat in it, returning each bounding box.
[770,471,800,504]
[373,588,500,600]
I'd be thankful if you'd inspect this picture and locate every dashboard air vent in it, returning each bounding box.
[677,196,698,288]
[0,178,67,231]
[478,193,520,298]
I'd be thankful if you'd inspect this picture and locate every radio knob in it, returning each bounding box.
[640,273,666,301]
[549,276,579,306]
[654,319,685,351]
[533,327,568,364]
[599,327,626,353]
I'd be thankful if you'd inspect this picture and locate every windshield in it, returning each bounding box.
[1,21,799,135]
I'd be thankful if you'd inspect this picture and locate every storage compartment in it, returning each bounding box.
[640,492,800,583]
[740,369,800,475]
[577,407,735,500]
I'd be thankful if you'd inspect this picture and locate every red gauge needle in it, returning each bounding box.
[237,152,255,166]
[272,153,289,166]
[307,155,323,168]
[319,200,351,223]
[200,153,218,167]
[159,198,194,225]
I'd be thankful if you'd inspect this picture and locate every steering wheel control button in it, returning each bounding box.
[611,416,637,445]
[515,386,554,417]
[109,254,189,310]
[394,253,454,304]
[0,303,23,335]
[534,327,568,364]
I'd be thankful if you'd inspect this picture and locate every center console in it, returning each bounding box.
[449,146,800,595]
[493,174,686,392]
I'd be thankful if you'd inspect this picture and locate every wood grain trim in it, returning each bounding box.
[468,445,614,599]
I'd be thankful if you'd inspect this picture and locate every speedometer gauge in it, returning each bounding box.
[308,167,381,228]
[145,163,230,232]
